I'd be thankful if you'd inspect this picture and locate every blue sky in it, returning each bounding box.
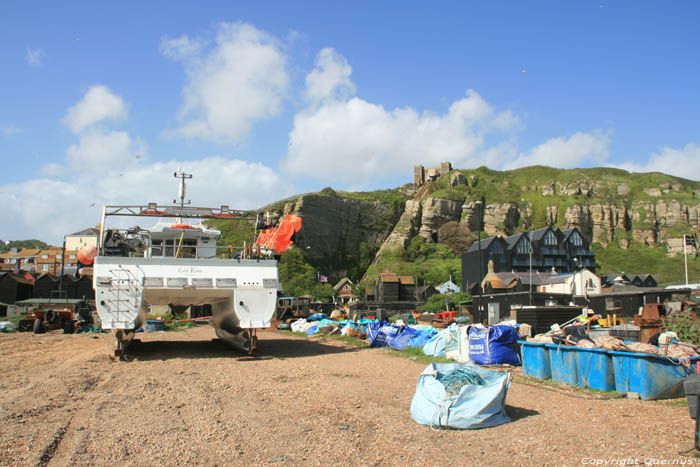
[1,1,699,243]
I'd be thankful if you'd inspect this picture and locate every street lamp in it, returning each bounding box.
[475,201,484,324]
[463,200,484,324]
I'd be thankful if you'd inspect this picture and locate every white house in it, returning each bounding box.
[436,278,460,294]
[537,269,602,297]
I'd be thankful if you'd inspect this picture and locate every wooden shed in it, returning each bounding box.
[376,273,399,302]
[0,272,34,304]
[76,276,95,300]
[34,273,59,298]
[398,276,415,301]
[58,275,79,299]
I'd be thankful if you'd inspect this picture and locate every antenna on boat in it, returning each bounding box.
[174,168,192,207]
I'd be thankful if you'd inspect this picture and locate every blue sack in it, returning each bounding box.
[422,328,450,357]
[468,325,521,366]
[366,321,383,343]
[410,363,511,429]
[409,329,436,348]
[371,324,403,348]
[387,327,417,351]
[305,325,319,335]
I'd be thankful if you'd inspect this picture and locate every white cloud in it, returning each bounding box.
[159,35,204,60]
[615,143,700,180]
[504,131,611,170]
[66,129,146,173]
[25,47,45,67]
[40,162,68,178]
[285,81,519,182]
[304,48,355,103]
[1,125,22,137]
[164,22,289,143]
[63,85,128,133]
[0,157,294,244]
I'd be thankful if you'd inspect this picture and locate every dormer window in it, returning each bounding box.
[544,231,557,246]
[516,238,529,255]
[570,231,583,246]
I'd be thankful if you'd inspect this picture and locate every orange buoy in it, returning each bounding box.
[77,246,98,265]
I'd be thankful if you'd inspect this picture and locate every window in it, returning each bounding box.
[57,255,62,259]
[42,254,48,259]
[69,254,76,259]
[570,231,583,246]
[151,239,163,256]
[516,238,529,255]
[544,231,557,246]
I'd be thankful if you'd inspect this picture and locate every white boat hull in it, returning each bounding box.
[93,256,278,351]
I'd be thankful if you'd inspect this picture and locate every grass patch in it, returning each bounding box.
[663,398,688,407]
[7,313,29,326]
[281,329,453,364]
[594,240,700,286]
[384,345,454,364]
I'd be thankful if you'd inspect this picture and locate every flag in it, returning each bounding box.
[686,235,696,247]
[319,275,328,283]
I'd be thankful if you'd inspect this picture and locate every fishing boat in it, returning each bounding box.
[90,170,300,354]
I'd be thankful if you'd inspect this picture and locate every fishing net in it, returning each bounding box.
[436,366,486,397]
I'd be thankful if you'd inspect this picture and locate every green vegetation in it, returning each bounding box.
[278,246,319,297]
[204,218,256,253]
[422,292,472,312]
[663,310,700,346]
[146,309,195,332]
[1,239,49,253]
[593,241,700,286]
[360,236,462,292]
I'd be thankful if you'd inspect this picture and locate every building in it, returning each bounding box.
[461,226,596,293]
[34,248,79,275]
[416,285,439,302]
[0,248,41,273]
[413,162,452,186]
[436,278,460,294]
[0,272,34,304]
[333,278,357,305]
[375,273,400,302]
[65,227,100,251]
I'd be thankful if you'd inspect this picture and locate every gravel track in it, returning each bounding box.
[0,326,697,466]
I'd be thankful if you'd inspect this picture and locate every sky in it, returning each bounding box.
[1,1,699,244]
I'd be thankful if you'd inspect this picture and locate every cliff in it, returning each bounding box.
[246,166,700,288]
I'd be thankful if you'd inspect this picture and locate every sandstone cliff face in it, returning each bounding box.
[381,195,699,257]
[417,198,462,241]
[382,199,422,250]
[281,194,401,266]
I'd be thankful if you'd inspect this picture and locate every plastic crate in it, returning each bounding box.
[145,319,165,332]
[545,344,578,386]
[519,341,551,380]
[576,348,615,392]
[610,351,700,400]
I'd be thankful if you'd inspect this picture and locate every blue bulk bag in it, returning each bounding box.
[305,325,319,335]
[366,321,383,343]
[468,325,521,366]
[387,327,417,351]
[409,329,436,348]
[308,313,327,321]
[410,363,511,429]
[423,328,450,357]
[370,324,403,348]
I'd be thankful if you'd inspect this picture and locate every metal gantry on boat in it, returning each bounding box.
[92,170,296,354]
